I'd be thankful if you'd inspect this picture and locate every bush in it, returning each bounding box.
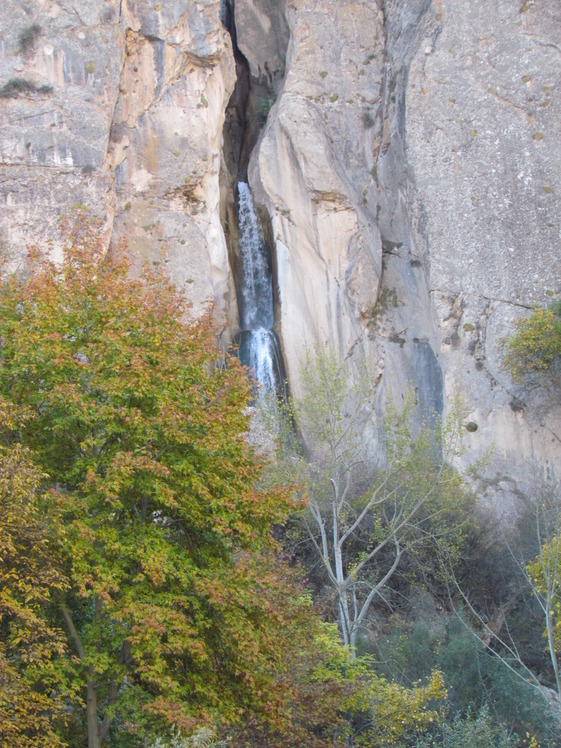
[503,305,561,382]
[0,78,53,99]
[415,706,517,748]
[148,727,228,748]
[18,24,42,55]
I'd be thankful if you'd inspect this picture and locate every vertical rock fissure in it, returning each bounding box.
[220,0,289,398]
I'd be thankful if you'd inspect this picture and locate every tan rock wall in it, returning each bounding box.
[248,0,386,395]
[248,0,561,507]
[0,0,236,328]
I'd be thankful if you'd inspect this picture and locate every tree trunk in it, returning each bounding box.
[62,604,101,748]
[87,672,101,748]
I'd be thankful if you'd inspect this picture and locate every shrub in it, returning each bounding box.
[415,706,517,748]
[18,23,42,55]
[503,304,561,382]
[0,78,53,99]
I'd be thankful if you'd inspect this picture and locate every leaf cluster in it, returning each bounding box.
[503,305,561,383]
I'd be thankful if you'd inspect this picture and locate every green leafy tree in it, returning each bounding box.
[0,214,306,747]
[229,620,446,748]
[528,535,561,688]
[526,496,561,718]
[503,305,561,382]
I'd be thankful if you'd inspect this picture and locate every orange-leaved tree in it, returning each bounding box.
[0,397,72,748]
[0,214,302,747]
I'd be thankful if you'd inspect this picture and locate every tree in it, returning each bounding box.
[528,535,561,696]
[228,619,446,748]
[0,214,304,746]
[503,304,561,383]
[287,348,473,650]
[0,398,71,748]
[444,487,561,731]
[526,495,561,714]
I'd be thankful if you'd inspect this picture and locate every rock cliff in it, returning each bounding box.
[1,0,560,511]
[0,0,236,328]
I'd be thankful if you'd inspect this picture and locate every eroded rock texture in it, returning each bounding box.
[404,0,561,506]
[1,0,560,510]
[0,0,236,326]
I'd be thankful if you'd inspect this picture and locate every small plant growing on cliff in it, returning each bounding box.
[260,93,277,115]
[0,78,53,99]
[362,110,375,128]
[18,23,42,55]
[503,303,561,383]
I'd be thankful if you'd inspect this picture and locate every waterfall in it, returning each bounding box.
[238,182,273,331]
[236,182,284,399]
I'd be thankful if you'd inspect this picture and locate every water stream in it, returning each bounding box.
[236,182,285,399]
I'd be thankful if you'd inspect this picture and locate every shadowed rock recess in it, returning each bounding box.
[0,0,560,512]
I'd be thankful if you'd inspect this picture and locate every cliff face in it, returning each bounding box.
[0,0,236,327]
[1,0,560,510]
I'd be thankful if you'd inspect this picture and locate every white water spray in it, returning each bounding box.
[237,182,279,396]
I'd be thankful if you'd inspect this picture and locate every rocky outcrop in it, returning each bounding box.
[405,0,561,506]
[1,0,560,511]
[248,0,386,395]
[0,0,236,327]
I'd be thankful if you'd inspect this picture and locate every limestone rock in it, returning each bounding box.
[405,0,561,508]
[0,0,237,327]
[249,0,385,394]
[234,0,289,86]
[248,0,561,508]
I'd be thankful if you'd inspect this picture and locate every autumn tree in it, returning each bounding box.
[0,214,308,747]
[0,398,71,748]
[527,531,561,709]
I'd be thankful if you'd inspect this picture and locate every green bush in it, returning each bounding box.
[503,304,561,382]
[415,706,517,748]
[375,617,553,739]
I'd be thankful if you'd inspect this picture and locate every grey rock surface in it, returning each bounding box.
[405,0,561,509]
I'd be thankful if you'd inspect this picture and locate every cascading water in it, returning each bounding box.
[238,182,273,331]
[236,182,285,399]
